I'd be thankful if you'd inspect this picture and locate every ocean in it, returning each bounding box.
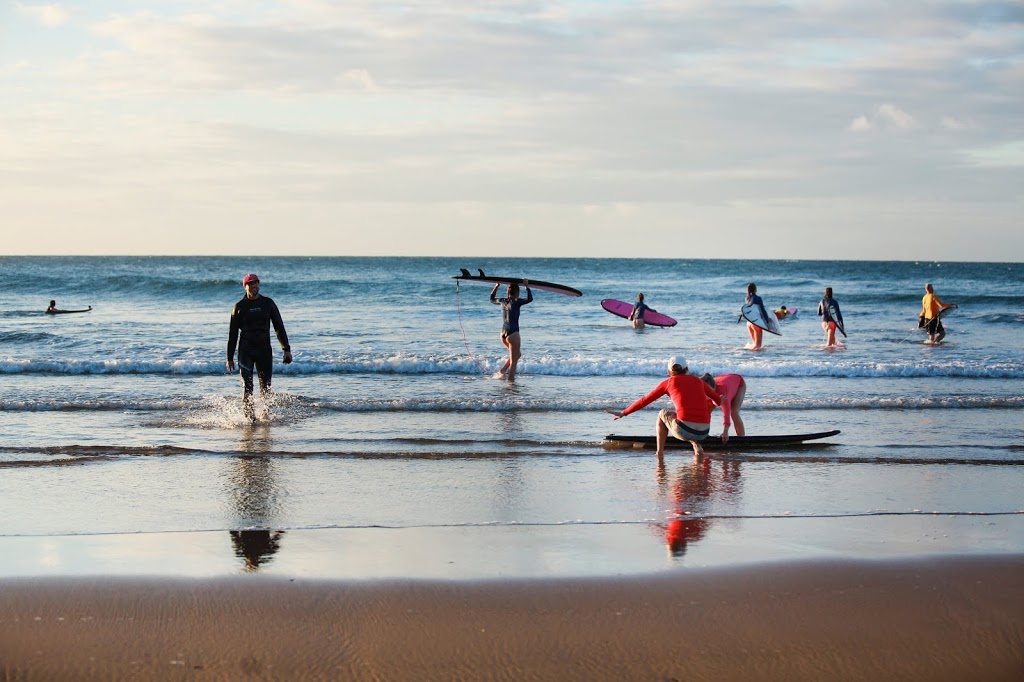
[1,256,1022,577]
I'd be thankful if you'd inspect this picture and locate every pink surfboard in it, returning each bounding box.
[601,299,677,328]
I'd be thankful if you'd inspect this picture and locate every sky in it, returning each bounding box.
[2,0,1022,260]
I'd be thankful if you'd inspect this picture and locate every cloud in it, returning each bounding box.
[15,3,69,27]
[848,104,919,132]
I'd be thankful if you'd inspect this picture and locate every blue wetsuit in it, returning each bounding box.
[490,287,533,335]
[630,301,650,321]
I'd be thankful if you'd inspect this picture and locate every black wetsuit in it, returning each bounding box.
[227,295,290,416]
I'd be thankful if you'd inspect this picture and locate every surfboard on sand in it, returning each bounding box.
[452,269,582,297]
[601,299,677,327]
[603,429,841,451]
[740,303,781,335]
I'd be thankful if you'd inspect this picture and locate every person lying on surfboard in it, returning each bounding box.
[628,293,650,329]
[608,355,721,458]
[46,300,91,314]
[700,373,746,443]
[490,281,532,381]
[817,287,845,348]
[774,305,792,320]
[745,283,769,350]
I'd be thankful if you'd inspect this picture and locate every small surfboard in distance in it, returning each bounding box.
[452,269,582,297]
[740,303,781,335]
[603,429,841,450]
[828,303,847,337]
[46,306,92,315]
[601,299,677,327]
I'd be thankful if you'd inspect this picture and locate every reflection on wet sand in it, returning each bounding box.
[656,458,742,558]
[229,424,286,572]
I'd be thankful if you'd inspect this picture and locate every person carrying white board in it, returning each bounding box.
[745,283,769,350]
[817,287,845,348]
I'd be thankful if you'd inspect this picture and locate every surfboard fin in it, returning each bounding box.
[460,268,471,277]
[478,269,486,277]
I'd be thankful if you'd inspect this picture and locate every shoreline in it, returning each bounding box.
[3,554,1022,680]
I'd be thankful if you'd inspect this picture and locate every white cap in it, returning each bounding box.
[668,355,687,372]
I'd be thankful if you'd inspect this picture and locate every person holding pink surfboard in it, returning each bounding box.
[628,293,650,329]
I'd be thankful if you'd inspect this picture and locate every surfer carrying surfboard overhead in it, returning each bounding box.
[226,273,293,422]
[920,283,953,344]
[608,356,722,458]
[490,281,532,380]
[628,293,650,329]
[817,287,845,348]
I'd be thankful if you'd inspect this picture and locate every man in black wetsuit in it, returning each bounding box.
[226,273,293,421]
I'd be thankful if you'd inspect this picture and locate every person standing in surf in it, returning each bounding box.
[609,356,721,458]
[745,283,769,350]
[700,373,746,443]
[920,283,953,344]
[817,287,844,348]
[490,281,532,380]
[628,293,650,329]
[227,273,293,422]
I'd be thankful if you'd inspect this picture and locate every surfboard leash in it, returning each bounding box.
[455,281,489,375]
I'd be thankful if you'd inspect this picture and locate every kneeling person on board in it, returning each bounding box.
[701,373,746,443]
[920,283,952,344]
[609,356,722,458]
[226,273,293,421]
[490,281,532,380]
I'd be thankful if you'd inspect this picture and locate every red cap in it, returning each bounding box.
[242,273,259,286]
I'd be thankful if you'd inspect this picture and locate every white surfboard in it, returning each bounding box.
[828,303,847,337]
[741,303,781,335]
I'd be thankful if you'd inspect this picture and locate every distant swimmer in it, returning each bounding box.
[817,287,845,348]
[920,282,953,344]
[46,300,91,314]
[700,373,746,443]
[226,273,293,422]
[628,293,650,329]
[490,280,532,381]
[774,305,792,320]
[609,355,722,458]
[745,283,769,351]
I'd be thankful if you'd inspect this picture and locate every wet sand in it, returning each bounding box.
[3,555,1022,681]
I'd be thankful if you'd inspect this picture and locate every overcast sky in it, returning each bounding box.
[2,1,1022,260]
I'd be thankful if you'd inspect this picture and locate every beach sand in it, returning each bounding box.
[3,555,1022,681]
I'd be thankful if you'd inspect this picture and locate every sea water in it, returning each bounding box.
[1,257,1022,575]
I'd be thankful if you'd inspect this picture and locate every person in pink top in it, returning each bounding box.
[609,355,722,458]
[701,373,747,443]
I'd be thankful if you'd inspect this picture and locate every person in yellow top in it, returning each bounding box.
[920,283,953,344]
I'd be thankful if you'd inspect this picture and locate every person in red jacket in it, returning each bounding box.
[609,356,722,458]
